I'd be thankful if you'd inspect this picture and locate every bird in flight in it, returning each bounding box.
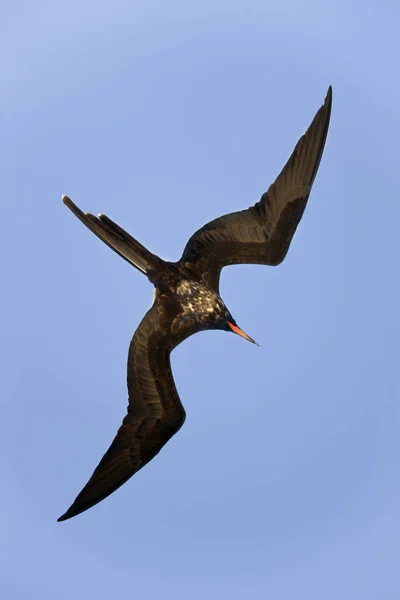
[58,87,332,521]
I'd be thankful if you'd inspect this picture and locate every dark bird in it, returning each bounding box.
[58,87,332,521]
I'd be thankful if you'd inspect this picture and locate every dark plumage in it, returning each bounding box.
[58,87,332,521]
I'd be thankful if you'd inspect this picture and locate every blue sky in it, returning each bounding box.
[2,1,400,598]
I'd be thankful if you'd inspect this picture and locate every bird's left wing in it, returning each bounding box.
[181,87,332,292]
[58,294,186,522]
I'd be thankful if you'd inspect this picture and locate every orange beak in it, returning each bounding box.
[227,321,259,346]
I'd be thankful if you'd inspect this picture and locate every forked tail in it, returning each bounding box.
[62,195,162,276]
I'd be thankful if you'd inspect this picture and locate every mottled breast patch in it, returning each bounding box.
[175,280,225,322]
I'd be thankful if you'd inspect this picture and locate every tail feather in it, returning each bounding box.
[62,196,160,275]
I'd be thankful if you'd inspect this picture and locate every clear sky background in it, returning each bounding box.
[2,1,400,598]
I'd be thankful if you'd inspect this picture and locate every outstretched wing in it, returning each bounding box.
[181,87,332,292]
[58,295,186,522]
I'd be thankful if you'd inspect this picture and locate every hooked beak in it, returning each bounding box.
[227,321,259,346]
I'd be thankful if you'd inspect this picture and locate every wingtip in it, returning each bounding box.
[325,85,333,104]
[57,512,68,522]
[57,506,77,522]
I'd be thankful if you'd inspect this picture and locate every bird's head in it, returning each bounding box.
[220,311,259,346]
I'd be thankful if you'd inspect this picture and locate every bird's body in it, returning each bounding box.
[58,87,332,521]
[175,279,227,327]
[149,260,233,338]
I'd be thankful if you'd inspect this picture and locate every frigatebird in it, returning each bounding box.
[58,87,332,521]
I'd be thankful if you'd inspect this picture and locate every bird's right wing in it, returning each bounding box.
[181,87,332,293]
[58,295,186,522]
